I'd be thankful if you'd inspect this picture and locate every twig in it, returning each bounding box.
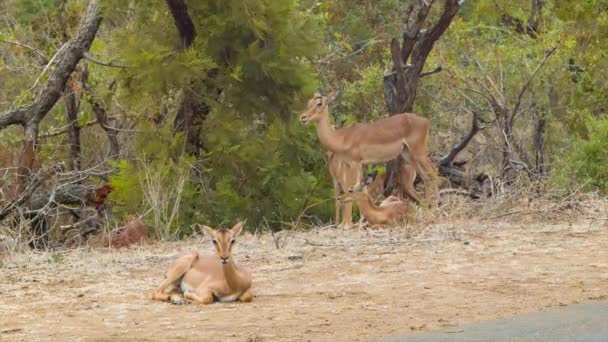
[420,66,443,77]
[511,47,557,120]
[0,39,49,64]
[39,116,116,138]
[82,52,128,68]
[29,43,67,91]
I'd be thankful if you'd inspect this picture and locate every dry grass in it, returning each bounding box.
[1,196,606,341]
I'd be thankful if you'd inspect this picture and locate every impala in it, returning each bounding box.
[329,153,418,228]
[340,182,414,230]
[300,90,438,207]
[151,222,253,305]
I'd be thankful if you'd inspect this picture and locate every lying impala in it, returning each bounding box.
[329,153,409,227]
[339,182,414,230]
[151,222,253,304]
[300,90,438,207]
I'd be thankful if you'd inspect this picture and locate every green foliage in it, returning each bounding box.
[336,63,387,125]
[109,125,199,239]
[13,0,62,25]
[198,111,332,230]
[551,117,608,194]
[3,0,608,241]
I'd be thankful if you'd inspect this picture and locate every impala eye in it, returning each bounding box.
[317,101,323,107]
[212,240,218,245]
[231,239,236,244]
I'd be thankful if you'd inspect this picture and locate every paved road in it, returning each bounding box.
[386,301,608,342]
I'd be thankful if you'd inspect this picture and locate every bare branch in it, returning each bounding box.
[39,116,115,138]
[0,39,49,64]
[83,52,128,68]
[0,164,62,221]
[88,97,120,159]
[0,0,102,139]
[423,0,460,41]
[439,110,483,166]
[401,0,435,62]
[420,66,443,77]
[511,46,557,122]
[29,44,67,91]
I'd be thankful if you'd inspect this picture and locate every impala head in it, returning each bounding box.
[339,171,377,203]
[299,89,341,124]
[199,221,245,264]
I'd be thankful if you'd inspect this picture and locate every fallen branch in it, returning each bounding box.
[439,109,483,167]
[439,188,480,199]
[0,164,62,221]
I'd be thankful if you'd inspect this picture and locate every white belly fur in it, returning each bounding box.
[180,281,240,302]
[215,294,239,302]
[180,282,195,293]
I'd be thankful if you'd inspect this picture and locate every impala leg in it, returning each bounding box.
[415,156,439,208]
[238,288,254,303]
[151,253,198,301]
[333,177,342,226]
[343,200,353,227]
[184,288,214,305]
[400,161,422,205]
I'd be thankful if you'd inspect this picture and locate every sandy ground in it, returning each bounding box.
[1,216,607,341]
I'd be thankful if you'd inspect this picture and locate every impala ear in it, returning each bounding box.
[199,224,217,238]
[230,221,246,236]
[327,88,343,104]
[365,170,378,184]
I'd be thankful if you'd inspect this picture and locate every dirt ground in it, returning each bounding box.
[1,210,607,341]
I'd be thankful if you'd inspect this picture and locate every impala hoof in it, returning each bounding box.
[170,296,186,305]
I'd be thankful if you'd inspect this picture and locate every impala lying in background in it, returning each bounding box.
[340,180,414,230]
[329,153,411,228]
[151,222,253,305]
[300,89,438,207]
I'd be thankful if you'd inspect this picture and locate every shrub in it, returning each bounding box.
[552,117,608,194]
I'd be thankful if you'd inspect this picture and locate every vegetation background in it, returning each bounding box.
[0,0,606,244]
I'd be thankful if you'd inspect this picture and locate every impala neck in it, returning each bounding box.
[354,194,378,219]
[222,259,247,290]
[315,112,345,153]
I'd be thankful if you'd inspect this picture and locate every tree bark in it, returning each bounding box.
[165,0,216,156]
[88,97,120,159]
[383,0,460,197]
[165,0,196,49]
[0,0,102,246]
[0,0,101,161]
[65,77,82,170]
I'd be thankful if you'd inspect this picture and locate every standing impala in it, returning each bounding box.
[300,90,439,207]
[151,222,253,305]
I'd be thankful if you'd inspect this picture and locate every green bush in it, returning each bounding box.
[552,117,608,194]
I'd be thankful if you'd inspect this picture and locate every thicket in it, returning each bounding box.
[0,0,606,243]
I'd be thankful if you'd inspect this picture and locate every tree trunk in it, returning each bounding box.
[382,0,460,197]
[65,83,81,170]
[173,90,210,155]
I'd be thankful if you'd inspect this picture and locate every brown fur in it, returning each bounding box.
[300,91,439,207]
[100,215,149,249]
[151,222,253,305]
